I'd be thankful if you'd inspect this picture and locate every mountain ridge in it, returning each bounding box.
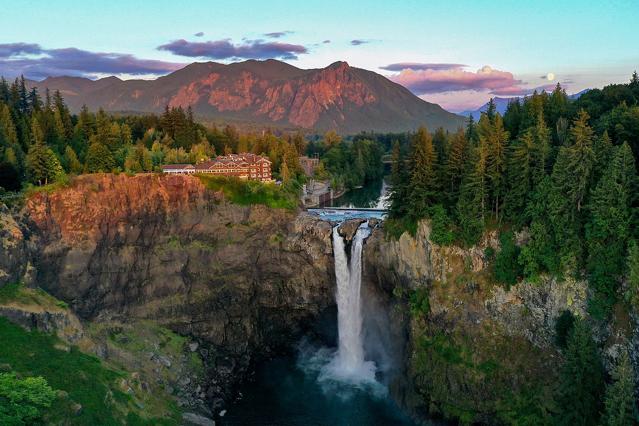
[28,59,465,134]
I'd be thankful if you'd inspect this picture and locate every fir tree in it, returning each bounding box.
[388,140,409,218]
[505,128,534,223]
[519,177,558,276]
[445,129,468,205]
[586,143,637,316]
[555,319,604,426]
[25,117,62,185]
[548,111,596,270]
[63,146,82,174]
[486,114,509,220]
[456,144,486,246]
[601,350,637,426]
[408,127,437,218]
[486,98,496,121]
[84,142,115,173]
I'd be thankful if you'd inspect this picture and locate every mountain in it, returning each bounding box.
[31,59,465,134]
[458,97,517,118]
[458,89,590,117]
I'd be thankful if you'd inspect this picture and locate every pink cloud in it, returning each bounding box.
[390,65,529,95]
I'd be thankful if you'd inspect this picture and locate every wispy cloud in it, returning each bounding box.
[264,31,293,39]
[390,65,536,96]
[381,62,466,72]
[157,38,308,60]
[350,39,371,46]
[194,32,204,37]
[0,43,185,79]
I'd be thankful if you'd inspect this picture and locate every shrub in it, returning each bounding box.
[429,204,454,246]
[494,231,523,287]
[0,372,56,425]
[409,287,430,317]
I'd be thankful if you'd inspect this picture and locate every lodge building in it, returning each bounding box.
[162,153,272,182]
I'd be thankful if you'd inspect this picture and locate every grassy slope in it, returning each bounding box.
[0,284,182,425]
[197,175,299,210]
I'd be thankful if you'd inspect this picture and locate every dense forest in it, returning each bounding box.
[0,76,383,196]
[389,74,639,425]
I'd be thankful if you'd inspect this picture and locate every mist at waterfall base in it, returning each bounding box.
[222,222,417,425]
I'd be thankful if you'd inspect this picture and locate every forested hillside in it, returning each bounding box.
[388,73,639,319]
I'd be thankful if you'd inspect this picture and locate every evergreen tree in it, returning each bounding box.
[388,140,409,218]
[505,129,534,223]
[586,143,637,316]
[408,127,437,218]
[486,114,509,220]
[63,146,82,174]
[25,117,63,185]
[555,319,604,426]
[280,160,290,183]
[456,145,486,246]
[591,131,613,184]
[548,111,595,270]
[84,142,115,173]
[601,350,637,426]
[0,104,18,146]
[465,114,477,143]
[445,129,468,205]
[531,114,551,186]
[486,98,496,121]
[518,177,558,277]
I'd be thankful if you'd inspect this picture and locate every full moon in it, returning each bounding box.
[547,72,555,81]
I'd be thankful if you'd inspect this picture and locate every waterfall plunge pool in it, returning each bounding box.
[221,221,418,426]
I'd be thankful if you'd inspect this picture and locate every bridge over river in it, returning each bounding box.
[306,207,387,221]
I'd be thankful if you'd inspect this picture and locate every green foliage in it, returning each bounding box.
[493,231,522,287]
[601,350,638,426]
[409,287,430,317]
[319,137,383,191]
[428,204,454,246]
[554,318,604,426]
[409,127,438,218]
[625,241,639,311]
[585,143,636,318]
[383,216,418,240]
[553,310,575,349]
[0,317,179,425]
[198,175,298,210]
[0,372,56,425]
[84,142,115,173]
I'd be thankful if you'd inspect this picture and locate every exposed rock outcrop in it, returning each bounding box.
[15,173,336,409]
[0,204,28,287]
[362,219,631,423]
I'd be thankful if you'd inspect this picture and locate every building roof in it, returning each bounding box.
[162,164,194,170]
[165,153,271,172]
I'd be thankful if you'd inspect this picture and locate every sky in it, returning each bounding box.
[0,0,637,112]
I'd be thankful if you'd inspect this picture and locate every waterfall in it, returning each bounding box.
[324,222,377,384]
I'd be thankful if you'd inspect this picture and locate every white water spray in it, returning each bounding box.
[321,222,378,385]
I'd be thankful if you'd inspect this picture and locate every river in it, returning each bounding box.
[325,178,390,209]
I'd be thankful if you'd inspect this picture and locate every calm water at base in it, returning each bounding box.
[220,341,417,426]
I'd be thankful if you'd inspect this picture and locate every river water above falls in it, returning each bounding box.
[222,217,417,426]
[325,178,390,209]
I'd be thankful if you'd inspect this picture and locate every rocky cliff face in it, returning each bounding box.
[362,220,636,423]
[0,205,29,287]
[11,174,336,411]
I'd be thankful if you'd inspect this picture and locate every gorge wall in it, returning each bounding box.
[1,173,336,418]
[362,220,637,424]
